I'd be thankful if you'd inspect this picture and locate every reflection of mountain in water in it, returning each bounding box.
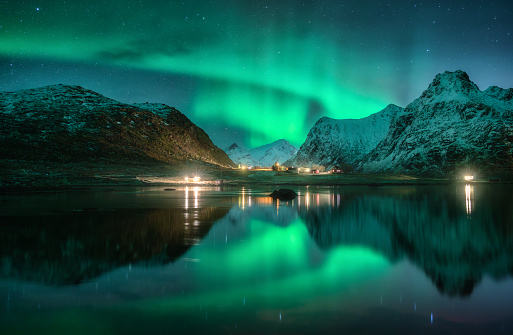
[4,184,512,297]
[0,207,229,285]
[298,185,513,297]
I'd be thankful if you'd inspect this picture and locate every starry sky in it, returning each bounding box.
[1,1,512,149]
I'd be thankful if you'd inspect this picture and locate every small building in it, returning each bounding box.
[331,166,343,174]
[272,162,287,171]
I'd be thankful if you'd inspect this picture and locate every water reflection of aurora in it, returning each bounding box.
[2,185,513,335]
[141,218,389,312]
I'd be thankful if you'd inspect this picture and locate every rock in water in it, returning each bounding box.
[269,189,298,200]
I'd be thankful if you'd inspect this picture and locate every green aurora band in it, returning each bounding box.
[9,0,509,147]
[0,0,393,147]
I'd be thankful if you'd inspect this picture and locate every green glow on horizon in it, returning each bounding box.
[193,81,310,147]
[0,1,392,147]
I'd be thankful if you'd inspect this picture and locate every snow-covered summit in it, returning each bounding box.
[424,70,480,96]
[250,139,297,167]
[225,143,253,166]
[292,69,513,176]
[359,70,513,176]
[288,104,403,169]
[410,70,481,107]
[226,139,297,167]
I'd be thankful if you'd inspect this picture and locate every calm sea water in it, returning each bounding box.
[1,184,512,334]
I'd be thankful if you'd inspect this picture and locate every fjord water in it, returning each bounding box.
[1,184,512,334]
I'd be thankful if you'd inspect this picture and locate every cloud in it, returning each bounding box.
[96,30,217,62]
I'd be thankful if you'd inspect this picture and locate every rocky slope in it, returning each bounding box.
[359,70,513,177]
[226,139,297,167]
[287,104,403,170]
[0,84,235,187]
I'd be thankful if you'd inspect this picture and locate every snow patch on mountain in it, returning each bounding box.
[288,104,403,169]
[226,139,297,167]
[358,70,513,176]
[225,143,253,166]
[131,103,179,119]
[0,84,123,115]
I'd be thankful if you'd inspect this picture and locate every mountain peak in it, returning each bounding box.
[32,84,104,97]
[484,85,513,101]
[267,139,292,147]
[382,103,403,112]
[225,140,296,166]
[2,84,121,108]
[422,70,480,100]
[359,70,513,177]
[228,143,240,150]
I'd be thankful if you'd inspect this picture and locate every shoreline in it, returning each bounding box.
[1,173,508,194]
[3,159,511,193]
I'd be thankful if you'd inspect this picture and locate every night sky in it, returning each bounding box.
[1,1,512,149]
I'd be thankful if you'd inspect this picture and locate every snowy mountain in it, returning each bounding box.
[0,84,236,169]
[287,104,403,170]
[359,70,513,177]
[226,139,297,167]
[250,139,298,167]
[225,143,254,167]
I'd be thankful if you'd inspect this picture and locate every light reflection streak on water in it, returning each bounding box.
[241,187,245,210]
[465,184,473,217]
[238,187,259,210]
[194,187,199,208]
[185,186,189,210]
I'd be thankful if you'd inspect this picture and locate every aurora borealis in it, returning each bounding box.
[1,1,512,149]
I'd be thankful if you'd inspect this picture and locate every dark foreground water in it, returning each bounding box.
[1,184,512,334]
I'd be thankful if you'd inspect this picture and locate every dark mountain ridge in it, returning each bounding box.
[0,84,235,188]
